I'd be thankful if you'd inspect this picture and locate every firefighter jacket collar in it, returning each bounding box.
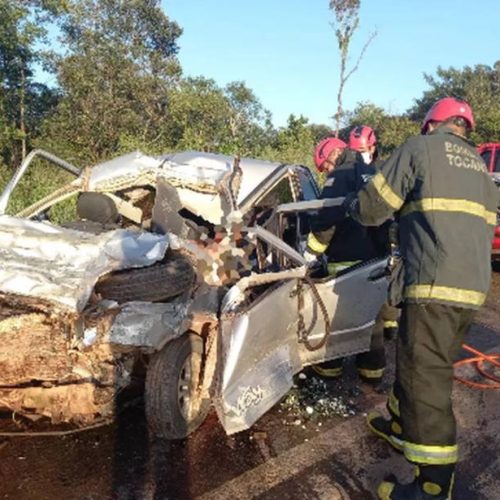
[428,126,476,147]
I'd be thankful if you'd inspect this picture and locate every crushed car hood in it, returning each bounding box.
[0,215,168,312]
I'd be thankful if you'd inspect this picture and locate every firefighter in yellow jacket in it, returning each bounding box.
[343,97,499,499]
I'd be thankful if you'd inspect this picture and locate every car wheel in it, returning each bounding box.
[95,252,195,303]
[145,333,210,439]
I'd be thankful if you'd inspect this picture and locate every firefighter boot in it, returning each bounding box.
[377,464,455,500]
[356,347,385,385]
[366,410,403,452]
[383,320,399,340]
[311,358,343,378]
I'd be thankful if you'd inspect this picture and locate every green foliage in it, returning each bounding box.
[344,101,386,130]
[0,0,59,166]
[308,123,334,145]
[329,0,376,135]
[165,77,233,152]
[0,1,498,217]
[38,0,183,163]
[261,115,315,167]
[329,0,360,52]
[345,102,419,158]
[224,81,274,156]
[38,1,274,164]
[0,158,76,221]
[378,116,420,157]
[0,161,10,192]
[409,62,500,143]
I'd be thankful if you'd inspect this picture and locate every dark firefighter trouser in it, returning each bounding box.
[387,302,475,465]
[314,308,386,379]
[381,302,400,338]
[356,308,385,378]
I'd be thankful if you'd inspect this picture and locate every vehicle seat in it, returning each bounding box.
[151,177,191,238]
[77,192,120,224]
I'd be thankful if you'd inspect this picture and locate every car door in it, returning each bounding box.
[215,259,387,435]
[214,172,304,435]
[216,276,303,435]
[296,259,388,367]
[214,197,389,435]
[274,194,389,366]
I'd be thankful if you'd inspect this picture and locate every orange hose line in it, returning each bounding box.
[454,343,500,389]
[461,343,500,368]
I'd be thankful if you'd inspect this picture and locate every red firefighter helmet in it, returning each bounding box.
[349,125,377,151]
[421,97,475,134]
[314,137,347,172]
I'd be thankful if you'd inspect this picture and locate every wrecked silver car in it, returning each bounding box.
[0,149,388,438]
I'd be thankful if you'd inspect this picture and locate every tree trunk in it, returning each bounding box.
[335,52,347,137]
[20,68,27,161]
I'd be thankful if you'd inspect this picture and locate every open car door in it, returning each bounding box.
[215,215,389,434]
[215,227,306,435]
[275,199,389,369]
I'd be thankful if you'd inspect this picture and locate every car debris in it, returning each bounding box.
[0,149,389,439]
[0,214,169,311]
[278,375,354,426]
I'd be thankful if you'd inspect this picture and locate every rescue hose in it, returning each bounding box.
[454,343,500,389]
[296,274,331,352]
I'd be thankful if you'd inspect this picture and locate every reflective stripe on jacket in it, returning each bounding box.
[306,150,386,261]
[349,128,499,309]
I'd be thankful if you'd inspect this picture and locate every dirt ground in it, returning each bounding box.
[0,269,499,500]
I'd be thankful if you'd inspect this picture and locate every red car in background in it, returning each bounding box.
[478,143,500,258]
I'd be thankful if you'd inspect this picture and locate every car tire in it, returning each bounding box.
[145,333,210,439]
[95,252,195,303]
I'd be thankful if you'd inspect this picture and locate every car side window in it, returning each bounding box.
[260,177,294,205]
[481,151,491,171]
[296,169,320,201]
[1,165,77,222]
[246,176,293,227]
[241,176,296,269]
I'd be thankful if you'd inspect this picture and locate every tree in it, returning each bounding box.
[377,115,420,157]
[409,62,500,144]
[162,78,274,156]
[0,0,60,166]
[40,0,275,162]
[164,77,233,152]
[40,0,183,163]
[345,101,419,157]
[224,81,274,155]
[329,0,376,136]
[262,114,315,169]
[308,123,334,145]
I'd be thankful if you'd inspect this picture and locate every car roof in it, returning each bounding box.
[160,151,283,204]
[86,150,290,225]
[88,150,284,205]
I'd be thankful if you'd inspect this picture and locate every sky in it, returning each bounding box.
[163,0,499,128]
